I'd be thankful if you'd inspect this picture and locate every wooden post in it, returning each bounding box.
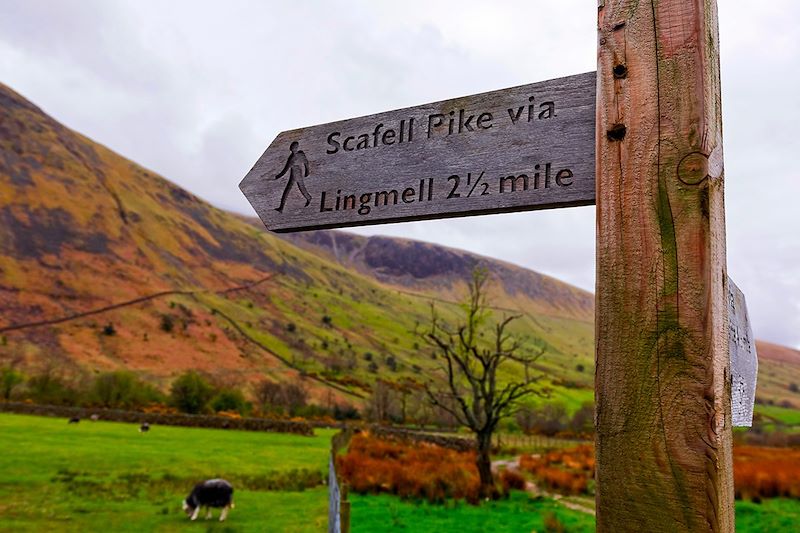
[340,483,351,533]
[595,1,733,531]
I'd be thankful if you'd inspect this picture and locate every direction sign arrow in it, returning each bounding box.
[727,277,758,427]
[240,72,596,233]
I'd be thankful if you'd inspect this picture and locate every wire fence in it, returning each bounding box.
[328,429,354,533]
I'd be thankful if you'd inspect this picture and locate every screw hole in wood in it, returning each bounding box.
[606,124,627,142]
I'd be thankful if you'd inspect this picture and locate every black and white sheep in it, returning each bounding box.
[182,479,234,521]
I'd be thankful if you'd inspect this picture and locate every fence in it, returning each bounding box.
[329,428,354,533]
[366,426,588,453]
[0,401,313,435]
[492,432,590,451]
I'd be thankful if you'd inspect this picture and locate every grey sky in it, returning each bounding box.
[1,0,798,348]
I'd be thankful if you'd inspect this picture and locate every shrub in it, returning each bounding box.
[535,402,569,436]
[211,388,249,415]
[169,371,214,414]
[515,403,571,436]
[90,371,162,409]
[102,323,116,336]
[517,442,800,501]
[333,403,360,421]
[26,369,81,406]
[322,315,333,326]
[569,402,594,436]
[255,381,307,416]
[160,314,174,333]
[734,446,800,500]
[337,433,480,504]
[1,366,24,400]
[520,444,594,496]
[499,469,527,492]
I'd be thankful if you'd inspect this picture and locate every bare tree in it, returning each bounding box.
[365,379,394,423]
[255,380,307,416]
[420,268,544,497]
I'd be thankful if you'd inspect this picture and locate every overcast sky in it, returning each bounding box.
[1,0,798,348]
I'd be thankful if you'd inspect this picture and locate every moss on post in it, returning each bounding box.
[595,1,734,531]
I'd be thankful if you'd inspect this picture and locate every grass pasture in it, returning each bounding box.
[754,404,800,432]
[350,492,595,533]
[0,413,333,532]
[3,413,800,532]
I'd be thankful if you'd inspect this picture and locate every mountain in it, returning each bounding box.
[0,82,595,409]
[755,341,800,409]
[1,82,797,414]
[284,230,594,322]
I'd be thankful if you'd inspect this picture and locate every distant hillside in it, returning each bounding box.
[758,341,800,366]
[1,81,797,414]
[755,341,800,409]
[0,82,596,409]
[284,231,594,322]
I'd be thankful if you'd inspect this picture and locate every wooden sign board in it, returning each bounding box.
[240,72,596,232]
[728,277,758,427]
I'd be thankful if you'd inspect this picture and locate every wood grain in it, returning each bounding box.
[240,73,595,232]
[595,1,734,531]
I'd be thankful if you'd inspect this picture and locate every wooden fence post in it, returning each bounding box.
[595,1,734,531]
[340,483,351,533]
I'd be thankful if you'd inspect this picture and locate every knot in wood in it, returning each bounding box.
[677,151,710,186]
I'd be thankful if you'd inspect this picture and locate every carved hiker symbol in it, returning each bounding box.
[269,141,311,213]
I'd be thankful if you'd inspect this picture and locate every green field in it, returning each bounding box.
[755,404,800,430]
[0,413,334,532]
[351,492,594,532]
[2,413,799,532]
[350,493,800,533]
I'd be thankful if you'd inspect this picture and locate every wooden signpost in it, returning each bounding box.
[240,72,595,232]
[242,1,746,531]
[595,1,733,531]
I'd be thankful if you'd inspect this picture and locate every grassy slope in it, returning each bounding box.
[1,81,798,419]
[0,81,594,410]
[755,341,800,410]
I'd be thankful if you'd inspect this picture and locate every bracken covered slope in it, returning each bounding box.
[0,82,598,407]
[1,82,797,413]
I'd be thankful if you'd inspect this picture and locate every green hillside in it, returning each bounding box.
[0,82,594,411]
[2,81,797,417]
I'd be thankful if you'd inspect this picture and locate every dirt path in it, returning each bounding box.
[0,274,277,334]
[492,456,595,516]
